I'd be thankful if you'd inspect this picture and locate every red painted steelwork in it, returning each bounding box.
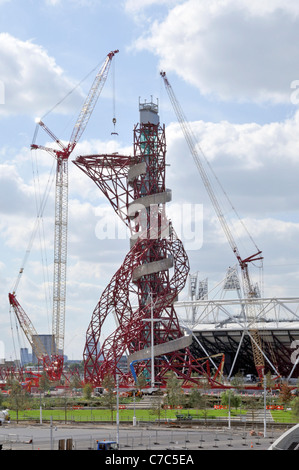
[74,105,212,387]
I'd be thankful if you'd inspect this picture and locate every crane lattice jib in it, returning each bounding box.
[160,72,262,294]
[8,293,47,360]
[161,71,265,378]
[51,50,118,357]
[68,50,119,151]
[23,49,119,372]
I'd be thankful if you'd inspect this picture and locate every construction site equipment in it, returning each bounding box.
[8,293,62,380]
[9,50,118,381]
[160,71,265,380]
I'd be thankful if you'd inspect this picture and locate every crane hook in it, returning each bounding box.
[111,117,118,136]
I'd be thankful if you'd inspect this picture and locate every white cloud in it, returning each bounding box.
[2,97,299,358]
[0,33,83,117]
[0,136,131,254]
[45,0,98,6]
[0,162,36,216]
[124,0,181,14]
[3,109,299,270]
[163,107,299,296]
[166,109,299,215]
[133,0,299,103]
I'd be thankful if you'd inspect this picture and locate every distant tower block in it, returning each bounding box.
[74,98,209,387]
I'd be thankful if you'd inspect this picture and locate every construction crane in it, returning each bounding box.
[160,71,265,380]
[8,293,61,380]
[9,50,119,380]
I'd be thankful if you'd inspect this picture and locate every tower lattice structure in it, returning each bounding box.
[74,99,208,387]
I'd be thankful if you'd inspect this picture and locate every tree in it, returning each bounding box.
[247,396,261,423]
[291,396,299,420]
[189,387,202,409]
[101,374,116,423]
[221,390,241,410]
[7,380,30,423]
[136,374,147,392]
[69,373,82,391]
[83,382,93,400]
[187,386,210,422]
[279,383,293,408]
[39,372,51,394]
[150,394,164,424]
[230,372,244,389]
[189,387,209,419]
[164,372,183,408]
[265,371,275,390]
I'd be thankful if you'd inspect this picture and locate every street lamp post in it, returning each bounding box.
[263,375,267,438]
[116,374,120,446]
[150,295,154,388]
[142,292,161,389]
[133,390,136,426]
[228,391,231,429]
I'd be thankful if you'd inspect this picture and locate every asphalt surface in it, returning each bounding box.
[0,422,286,451]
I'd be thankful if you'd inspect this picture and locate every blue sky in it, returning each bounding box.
[1,0,299,362]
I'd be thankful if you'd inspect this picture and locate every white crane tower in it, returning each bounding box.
[9,50,118,380]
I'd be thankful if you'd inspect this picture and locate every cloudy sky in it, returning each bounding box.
[1,0,299,362]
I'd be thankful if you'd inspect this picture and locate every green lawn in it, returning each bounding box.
[270,409,298,424]
[9,407,249,423]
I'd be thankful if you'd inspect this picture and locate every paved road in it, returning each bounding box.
[0,422,285,451]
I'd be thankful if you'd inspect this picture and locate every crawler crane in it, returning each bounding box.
[160,71,265,380]
[9,50,118,380]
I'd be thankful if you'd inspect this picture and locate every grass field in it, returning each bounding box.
[270,409,298,423]
[9,407,242,423]
[8,407,298,424]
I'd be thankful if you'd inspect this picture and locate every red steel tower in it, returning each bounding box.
[74,99,208,387]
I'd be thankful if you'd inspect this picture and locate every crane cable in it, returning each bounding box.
[9,303,18,363]
[11,156,56,295]
[31,54,110,148]
[14,52,99,293]
[26,58,110,321]
[180,115,261,259]
[161,71,264,302]
[111,58,118,135]
[9,153,55,361]
[41,55,108,122]
[201,152,260,254]
[10,53,118,358]
[32,146,54,332]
